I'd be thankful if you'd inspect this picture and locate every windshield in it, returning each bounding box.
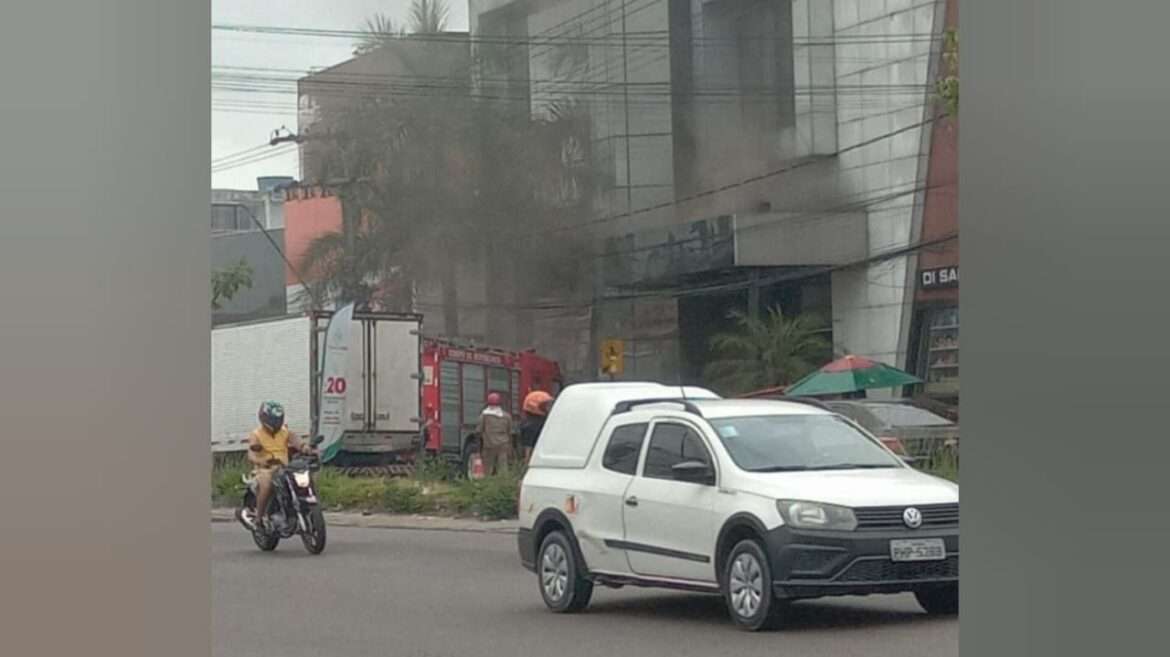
[709,414,903,472]
[865,404,953,427]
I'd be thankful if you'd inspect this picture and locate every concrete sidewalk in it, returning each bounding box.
[211,508,518,534]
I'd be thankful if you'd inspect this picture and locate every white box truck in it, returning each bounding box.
[211,311,422,464]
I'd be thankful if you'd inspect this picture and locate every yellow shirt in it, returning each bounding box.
[251,426,291,466]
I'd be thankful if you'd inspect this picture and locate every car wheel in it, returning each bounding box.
[537,531,593,613]
[915,584,959,615]
[723,539,786,631]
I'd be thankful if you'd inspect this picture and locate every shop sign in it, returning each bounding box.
[920,266,959,290]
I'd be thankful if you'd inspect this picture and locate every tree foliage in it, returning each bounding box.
[211,259,254,310]
[407,0,449,34]
[303,18,597,332]
[936,28,958,117]
[353,0,449,54]
[703,307,831,395]
[354,13,402,55]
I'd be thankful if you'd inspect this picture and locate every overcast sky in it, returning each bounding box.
[212,1,470,191]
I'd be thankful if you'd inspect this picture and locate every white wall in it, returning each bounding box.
[830,0,939,371]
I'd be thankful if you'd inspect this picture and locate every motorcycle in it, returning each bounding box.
[235,440,327,555]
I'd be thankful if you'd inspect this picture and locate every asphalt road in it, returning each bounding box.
[212,523,957,657]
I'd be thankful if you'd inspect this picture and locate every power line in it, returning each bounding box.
[212,141,272,166]
[212,144,298,173]
[228,202,321,311]
[212,23,943,47]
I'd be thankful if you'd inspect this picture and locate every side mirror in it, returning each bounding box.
[900,454,918,465]
[672,460,715,485]
[310,435,324,447]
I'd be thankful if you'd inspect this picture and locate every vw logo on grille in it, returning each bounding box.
[903,507,923,529]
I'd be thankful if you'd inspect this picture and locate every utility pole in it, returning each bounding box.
[748,270,761,320]
[268,126,363,309]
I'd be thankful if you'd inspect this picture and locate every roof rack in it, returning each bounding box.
[613,398,705,417]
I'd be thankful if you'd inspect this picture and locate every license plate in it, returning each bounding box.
[889,538,946,562]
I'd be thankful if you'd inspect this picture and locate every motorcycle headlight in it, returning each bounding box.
[776,500,857,531]
[293,471,311,488]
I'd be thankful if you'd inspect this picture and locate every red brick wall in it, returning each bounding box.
[917,0,959,305]
[282,190,342,286]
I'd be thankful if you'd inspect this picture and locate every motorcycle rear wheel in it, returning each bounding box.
[301,508,327,555]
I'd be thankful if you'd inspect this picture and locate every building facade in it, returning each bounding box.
[211,176,292,233]
[469,0,949,389]
[907,0,958,404]
[211,178,293,325]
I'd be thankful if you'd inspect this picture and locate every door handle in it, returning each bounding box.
[625,496,639,507]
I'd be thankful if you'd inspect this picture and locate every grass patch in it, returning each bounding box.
[214,466,520,519]
[918,450,959,483]
[210,450,521,520]
[443,472,522,520]
[211,453,249,506]
[413,455,455,483]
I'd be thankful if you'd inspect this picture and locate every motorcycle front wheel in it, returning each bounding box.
[252,527,279,552]
[301,507,327,555]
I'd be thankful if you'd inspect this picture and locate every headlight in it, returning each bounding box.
[293,471,311,488]
[776,500,857,531]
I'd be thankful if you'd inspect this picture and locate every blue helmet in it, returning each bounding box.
[258,400,285,433]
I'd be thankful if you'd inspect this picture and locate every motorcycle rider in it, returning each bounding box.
[247,400,315,533]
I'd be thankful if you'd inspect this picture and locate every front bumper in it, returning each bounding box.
[763,525,959,599]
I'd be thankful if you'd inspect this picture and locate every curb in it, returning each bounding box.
[211,509,518,535]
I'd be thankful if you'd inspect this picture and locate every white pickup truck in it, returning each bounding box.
[516,382,960,631]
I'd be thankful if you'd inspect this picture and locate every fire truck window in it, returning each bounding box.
[488,366,510,412]
[462,364,486,426]
[440,361,460,446]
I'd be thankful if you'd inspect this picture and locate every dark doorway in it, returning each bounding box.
[677,271,832,387]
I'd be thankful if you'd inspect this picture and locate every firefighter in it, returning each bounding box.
[476,392,514,476]
[519,390,554,465]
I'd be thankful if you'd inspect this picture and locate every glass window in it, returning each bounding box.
[211,204,239,231]
[510,371,521,416]
[461,364,485,426]
[865,403,953,428]
[439,361,461,447]
[825,402,887,433]
[602,424,648,475]
[709,414,902,473]
[643,423,711,480]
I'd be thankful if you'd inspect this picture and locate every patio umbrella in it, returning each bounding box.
[784,355,922,397]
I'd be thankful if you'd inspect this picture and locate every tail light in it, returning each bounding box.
[880,437,908,456]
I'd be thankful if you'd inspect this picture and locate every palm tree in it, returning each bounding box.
[304,14,599,336]
[407,0,449,34]
[353,13,402,55]
[703,307,832,395]
[353,1,449,54]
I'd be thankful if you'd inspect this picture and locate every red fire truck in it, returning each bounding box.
[420,339,562,476]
